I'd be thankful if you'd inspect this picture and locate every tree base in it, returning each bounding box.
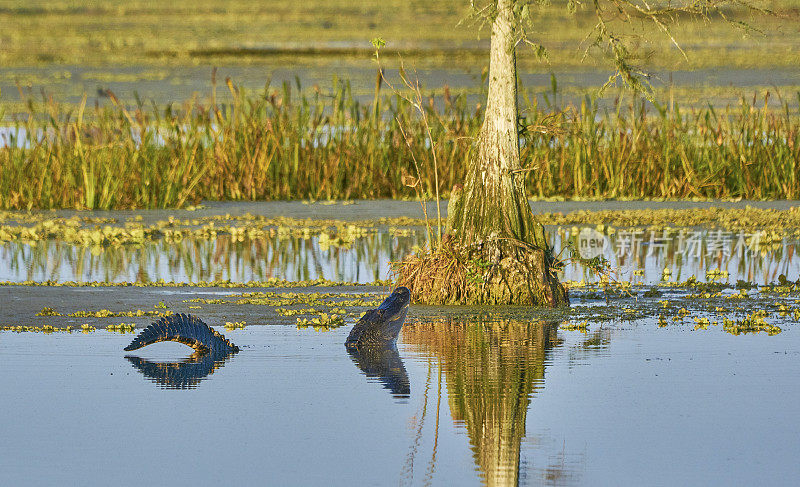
[393,237,569,306]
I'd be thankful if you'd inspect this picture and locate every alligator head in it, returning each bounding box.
[345,287,412,398]
[345,286,411,348]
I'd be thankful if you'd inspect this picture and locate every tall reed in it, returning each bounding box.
[0,82,798,210]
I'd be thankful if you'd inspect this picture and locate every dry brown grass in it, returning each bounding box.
[392,236,568,306]
[392,238,475,305]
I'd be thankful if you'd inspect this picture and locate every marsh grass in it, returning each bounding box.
[523,91,800,200]
[0,80,798,210]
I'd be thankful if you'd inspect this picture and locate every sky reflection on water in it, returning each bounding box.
[1,311,798,486]
[0,225,797,284]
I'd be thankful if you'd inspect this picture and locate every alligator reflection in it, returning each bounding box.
[347,345,410,399]
[125,350,237,389]
[403,319,566,487]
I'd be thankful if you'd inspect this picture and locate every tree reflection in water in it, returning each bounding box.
[403,319,567,486]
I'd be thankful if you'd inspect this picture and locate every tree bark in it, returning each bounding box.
[447,0,545,249]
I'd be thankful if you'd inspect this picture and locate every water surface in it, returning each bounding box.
[1,303,798,486]
[1,225,797,285]
[2,202,799,485]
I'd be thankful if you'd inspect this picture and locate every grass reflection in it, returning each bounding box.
[0,232,417,283]
[0,226,796,285]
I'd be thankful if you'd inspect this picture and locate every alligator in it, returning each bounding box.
[124,288,411,393]
[124,313,239,354]
[124,287,409,354]
[345,286,412,398]
[345,286,411,348]
[347,344,410,397]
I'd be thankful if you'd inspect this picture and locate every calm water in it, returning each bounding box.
[4,65,800,111]
[1,225,797,285]
[1,308,798,486]
[2,207,799,485]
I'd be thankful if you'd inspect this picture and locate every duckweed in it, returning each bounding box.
[276,308,319,316]
[6,271,798,339]
[186,291,383,309]
[106,323,137,332]
[692,317,714,331]
[296,313,346,331]
[1,209,800,249]
[706,269,729,280]
[1,324,75,333]
[722,310,782,336]
[36,307,61,316]
[560,321,589,332]
[224,321,246,330]
[0,277,392,288]
[67,309,172,318]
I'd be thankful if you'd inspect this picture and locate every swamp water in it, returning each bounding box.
[1,286,799,486]
[1,207,799,486]
[1,225,798,285]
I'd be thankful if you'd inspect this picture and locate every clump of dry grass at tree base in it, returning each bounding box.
[392,234,569,305]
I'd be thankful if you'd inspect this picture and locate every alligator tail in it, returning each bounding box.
[124,313,239,353]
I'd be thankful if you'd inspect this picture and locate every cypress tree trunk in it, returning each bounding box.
[447,0,543,248]
[444,0,567,306]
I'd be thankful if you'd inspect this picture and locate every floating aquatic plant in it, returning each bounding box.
[560,321,589,332]
[224,321,246,330]
[36,307,61,316]
[722,310,782,336]
[69,309,172,318]
[296,313,346,331]
[106,323,136,332]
